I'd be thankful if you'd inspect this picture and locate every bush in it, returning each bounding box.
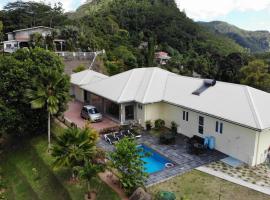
[171,121,178,134]
[72,64,86,73]
[145,120,152,131]
[155,191,176,200]
[154,119,165,130]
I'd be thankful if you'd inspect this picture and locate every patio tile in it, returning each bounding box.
[98,132,227,186]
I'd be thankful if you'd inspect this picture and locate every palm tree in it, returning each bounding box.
[51,127,96,179]
[27,68,69,150]
[79,161,104,199]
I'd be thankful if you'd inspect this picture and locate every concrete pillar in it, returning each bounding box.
[120,104,124,125]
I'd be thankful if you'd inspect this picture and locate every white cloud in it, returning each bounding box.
[176,0,270,20]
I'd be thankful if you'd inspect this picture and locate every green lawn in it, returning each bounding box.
[1,133,120,200]
[148,170,270,200]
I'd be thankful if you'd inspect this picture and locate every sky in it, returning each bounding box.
[0,0,269,31]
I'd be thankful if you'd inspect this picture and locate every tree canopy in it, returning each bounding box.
[0,48,69,138]
[109,138,148,194]
[240,60,270,92]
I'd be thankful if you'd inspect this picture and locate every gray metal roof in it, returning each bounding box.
[71,69,108,86]
[80,67,270,130]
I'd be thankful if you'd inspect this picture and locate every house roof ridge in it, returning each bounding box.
[133,68,148,102]
[117,70,134,102]
[244,86,263,129]
[162,71,171,101]
[142,68,157,103]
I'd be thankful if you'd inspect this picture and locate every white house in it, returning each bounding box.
[3,26,65,53]
[71,67,270,166]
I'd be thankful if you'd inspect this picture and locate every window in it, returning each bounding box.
[183,111,189,121]
[198,116,204,134]
[216,121,223,134]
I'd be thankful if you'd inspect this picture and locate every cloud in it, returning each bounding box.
[176,0,270,20]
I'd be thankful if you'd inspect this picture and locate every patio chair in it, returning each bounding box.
[104,133,119,145]
[114,132,125,140]
[120,129,134,137]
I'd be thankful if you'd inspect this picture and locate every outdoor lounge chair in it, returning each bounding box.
[114,132,125,140]
[121,129,142,138]
[120,129,135,137]
[104,133,119,145]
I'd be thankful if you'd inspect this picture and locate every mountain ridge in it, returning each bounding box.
[198,21,270,53]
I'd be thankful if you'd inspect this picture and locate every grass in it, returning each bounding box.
[148,170,270,200]
[1,124,120,200]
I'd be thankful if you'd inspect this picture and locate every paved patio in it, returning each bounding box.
[64,100,119,131]
[98,132,227,186]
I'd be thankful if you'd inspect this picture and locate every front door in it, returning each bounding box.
[125,105,134,121]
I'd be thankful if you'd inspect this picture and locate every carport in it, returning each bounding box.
[64,100,119,131]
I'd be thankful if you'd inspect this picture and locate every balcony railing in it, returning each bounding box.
[55,52,95,61]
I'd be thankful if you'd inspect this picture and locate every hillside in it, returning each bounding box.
[199,21,270,53]
[70,0,243,55]
[1,0,246,80]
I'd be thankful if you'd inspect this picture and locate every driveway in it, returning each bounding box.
[64,100,119,132]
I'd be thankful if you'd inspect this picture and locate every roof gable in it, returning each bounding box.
[71,70,108,86]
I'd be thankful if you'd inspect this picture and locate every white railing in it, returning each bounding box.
[55,51,96,60]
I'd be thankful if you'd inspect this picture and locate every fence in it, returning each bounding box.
[55,52,95,61]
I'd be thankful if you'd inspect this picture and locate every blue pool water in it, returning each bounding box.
[137,144,172,174]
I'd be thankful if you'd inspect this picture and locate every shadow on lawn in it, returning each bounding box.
[2,137,72,200]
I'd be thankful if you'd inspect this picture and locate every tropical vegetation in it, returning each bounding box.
[109,138,148,194]
[1,0,270,91]
[0,48,69,140]
[0,124,120,200]
[51,126,99,179]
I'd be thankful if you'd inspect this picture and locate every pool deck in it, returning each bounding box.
[98,132,226,186]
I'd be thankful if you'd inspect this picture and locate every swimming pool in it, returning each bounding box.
[137,144,173,174]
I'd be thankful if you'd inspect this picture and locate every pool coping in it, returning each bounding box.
[139,143,177,175]
[98,132,226,187]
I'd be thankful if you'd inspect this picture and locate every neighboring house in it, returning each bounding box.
[71,67,270,167]
[3,26,65,53]
[155,51,171,65]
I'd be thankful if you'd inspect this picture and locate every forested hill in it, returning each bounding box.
[199,21,270,53]
[66,0,245,76]
[70,0,243,56]
[1,0,244,78]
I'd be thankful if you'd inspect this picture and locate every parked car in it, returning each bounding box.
[80,105,103,122]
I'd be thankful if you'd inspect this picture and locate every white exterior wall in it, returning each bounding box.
[73,85,84,102]
[136,103,145,126]
[143,102,258,166]
[144,103,164,122]
[255,129,270,165]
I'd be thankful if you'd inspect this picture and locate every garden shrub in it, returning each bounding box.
[154,119,165,130]
[72,64,87,73]
[155,191,176,200]
[171,121,178,134]
[145,120,152,131]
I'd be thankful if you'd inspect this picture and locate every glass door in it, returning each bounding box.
[125,105,134,121]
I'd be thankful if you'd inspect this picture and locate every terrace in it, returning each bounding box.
[98,130,226,186]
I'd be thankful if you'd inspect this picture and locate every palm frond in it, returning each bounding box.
[30,97,46,109]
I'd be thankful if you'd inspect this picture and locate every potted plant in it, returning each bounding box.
[145,120,152,131]
[171,121,178,134]
[154,119,165,130]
